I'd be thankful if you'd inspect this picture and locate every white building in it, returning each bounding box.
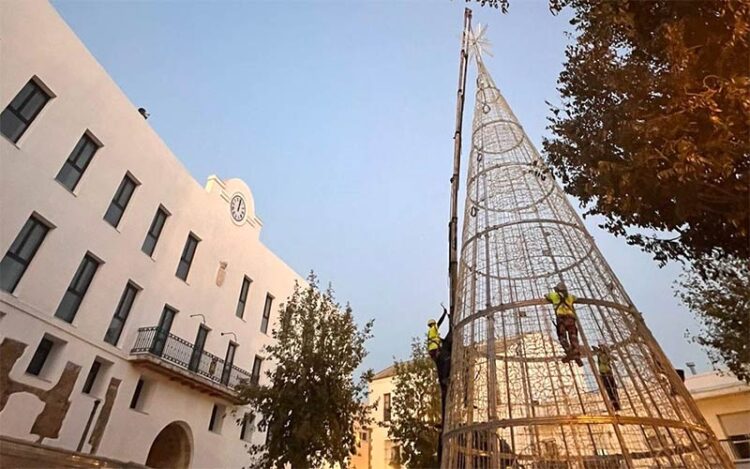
[0,1,304,467]
[368,365,400,469]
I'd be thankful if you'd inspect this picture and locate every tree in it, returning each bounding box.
[386,338,442,468]
[541,1,749,266]
[235,272,374,469]
[676,252,750,383]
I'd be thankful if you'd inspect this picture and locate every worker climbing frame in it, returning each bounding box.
[441,11,733,469]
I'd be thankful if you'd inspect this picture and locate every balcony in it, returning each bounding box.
[720,438,750,468]
[129,327,253,403]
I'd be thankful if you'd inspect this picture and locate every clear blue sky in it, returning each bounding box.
[52,0,710,375]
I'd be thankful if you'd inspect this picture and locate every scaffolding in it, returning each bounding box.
[441,18,732,469]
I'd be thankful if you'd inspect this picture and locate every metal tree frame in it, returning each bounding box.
[441,22,732,469]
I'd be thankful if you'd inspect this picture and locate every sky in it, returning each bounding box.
[52,0,711,376]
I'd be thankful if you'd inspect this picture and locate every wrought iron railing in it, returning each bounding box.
[131,327,253,390]
[720,438,750,462]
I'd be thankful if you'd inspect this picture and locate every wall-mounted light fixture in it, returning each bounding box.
[190,314,207,324]
[221,331,237,342]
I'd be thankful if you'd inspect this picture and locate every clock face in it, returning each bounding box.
[230,194,246,223]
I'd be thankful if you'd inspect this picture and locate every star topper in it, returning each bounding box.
[468,23,493,61]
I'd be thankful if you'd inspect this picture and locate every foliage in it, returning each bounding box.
[386,338,442,468]
[541,0,749,266]
[235,272,374,469]
[676,252,750,383]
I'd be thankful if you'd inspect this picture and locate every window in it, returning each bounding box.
[104,174,138,228]
[0,214,50,293]
[729,434,750,460]
[260,294,273,334]
[235,276,252,318]
[221,342,237,385]
[26,337,54,376]
[82,360,102,394]
[129,378,146,410]
[54,253,101,323]
[189,325,209,372]
[176,233,199,281]
[383,393,391,421]
[240,413,255,442]
[55,133,100,191]
[104,282,139,345]
[720,412,750,460]
[251,355,263,385]
[1,78,51,143]
[385,441,401,467]
[361,431,368,441]
[208,403,226,433]
[141,206,169,256]
[150,306,177,356]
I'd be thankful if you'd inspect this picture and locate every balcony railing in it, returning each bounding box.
[130,327,253,391]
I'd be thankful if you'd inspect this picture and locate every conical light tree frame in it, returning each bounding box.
[441,39,732,469]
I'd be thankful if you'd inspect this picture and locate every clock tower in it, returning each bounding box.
[204,175,263,236]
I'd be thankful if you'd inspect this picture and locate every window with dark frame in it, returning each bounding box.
[0,214,50,293]
[251,355,263,385]
[221,342,237,385]
[240,413,255,442]
[150,306,176,356]
[26,337,54,376]
[104,174,138,228]
[209,404,219,431]
[82,360,102,394]
[260,294,273,334]
[129,378,145,410]
[188,324,209,372]
[141,206,169,256]
[729,434,750,460]
[208,403,225,433]
[55,133,100,191]
[54,253,101,323]
[0,78,51,143]
[235,276,252,318]
[383,393,392,421]
[176,233,199,280]
[104,282,139,345]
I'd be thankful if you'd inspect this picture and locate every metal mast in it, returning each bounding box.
[441,23,732,469]
[449,7,472,325]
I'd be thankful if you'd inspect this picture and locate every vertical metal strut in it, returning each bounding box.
[449,7,472,326]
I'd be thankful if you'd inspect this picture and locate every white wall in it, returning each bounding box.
[0,1,304,467]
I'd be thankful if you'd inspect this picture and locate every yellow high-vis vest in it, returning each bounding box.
[545,291,577,317]
[597,351,612,374]
[427,325,441,351]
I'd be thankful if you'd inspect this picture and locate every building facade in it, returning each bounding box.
[368,365,400,469]
[685,371,750,468]
[0,1,304,467]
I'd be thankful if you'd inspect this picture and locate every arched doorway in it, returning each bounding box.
[145,421,192,469]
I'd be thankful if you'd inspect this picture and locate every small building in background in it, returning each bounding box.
[685,370,750,468]
[368,365,400,469]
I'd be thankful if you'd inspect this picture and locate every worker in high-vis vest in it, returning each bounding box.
[545,281,582,365]
[594,344,621,411]
[427,306,449,363]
